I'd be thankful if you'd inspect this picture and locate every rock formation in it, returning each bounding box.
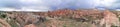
[0,18,11,27]
[100,10,119,27]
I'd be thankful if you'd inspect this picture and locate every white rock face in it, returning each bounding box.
[100,10,119,27]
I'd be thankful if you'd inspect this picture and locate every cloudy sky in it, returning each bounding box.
[0,0,119,11]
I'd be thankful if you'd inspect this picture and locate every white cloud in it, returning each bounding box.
[0,6,51,12]
[21,6,51,12]
[116,9,120,11]
[100,0,116,7]
[0,0,119,10]
[0,8,16,11]
[20,0,43,4]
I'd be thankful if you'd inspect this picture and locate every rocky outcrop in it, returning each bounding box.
[7,12,46,27]
[0,18,11,27]
[5,9,120,27]
[24,24,36,27]
[100,10,119,27]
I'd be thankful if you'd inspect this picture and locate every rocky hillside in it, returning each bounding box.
[0,9,119,27]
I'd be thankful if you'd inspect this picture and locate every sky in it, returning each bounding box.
[0,0,120,11]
